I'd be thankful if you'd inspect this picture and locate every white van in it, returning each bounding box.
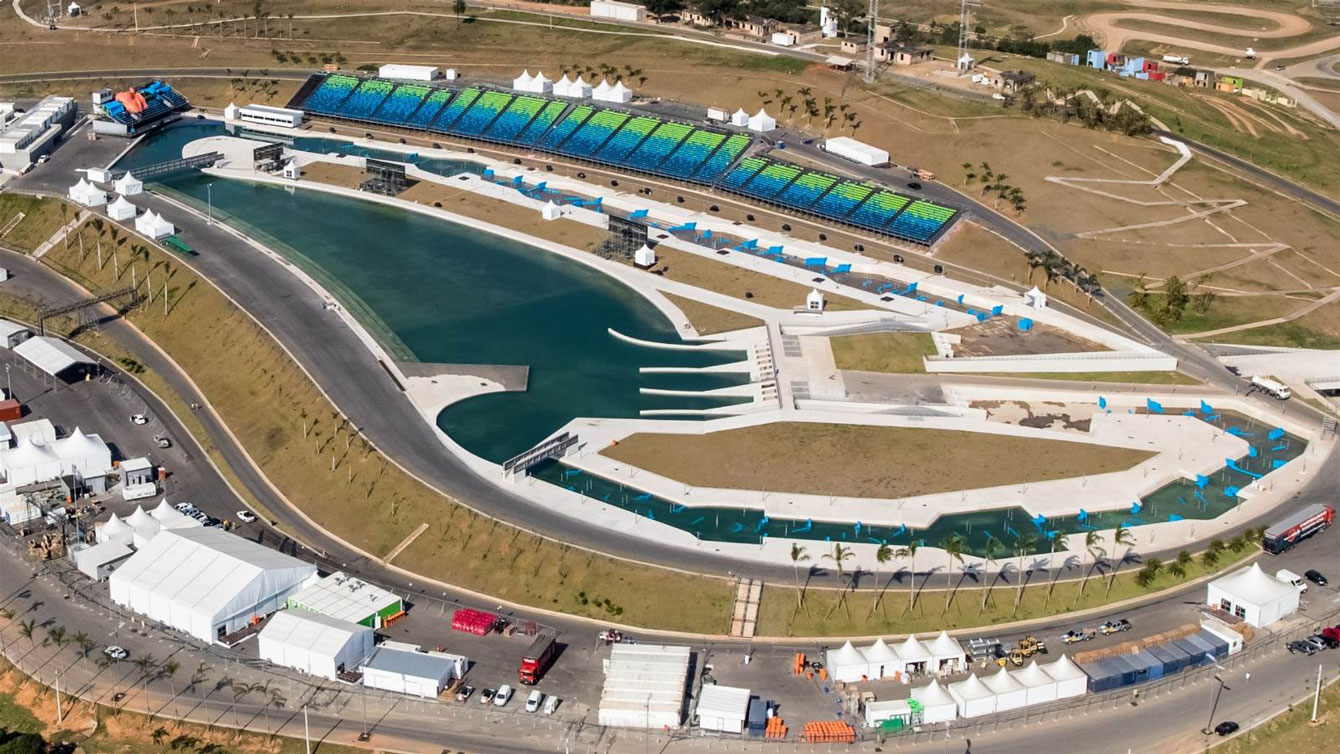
[1251,375,1291,400]
[1277,568,1307,593]
[525,690,544,713]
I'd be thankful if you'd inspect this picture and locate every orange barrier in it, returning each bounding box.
[765,716,788,740]
[802,721,855,743]
[793,653,807,676]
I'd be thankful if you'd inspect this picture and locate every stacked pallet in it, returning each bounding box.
[802,721,854,743]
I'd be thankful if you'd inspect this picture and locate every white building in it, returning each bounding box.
[72,540,133,581]
[0,95,76,171]
[258,610,374,680]
[361,642,466,698]
[69,178,106,207]
[378,64,440,82]
[238,104,305,129]
[114,171,143,196]
[1206,562,1300,627]
[106,194,137,221]
[286,570,404,628]
[695,684,750,734]
[824,136,889,166]
[746,108,776,133]
[109,527,317,643]
[590,0,645,22]
[599,643,691,729]
[135,210,174,240]
[909,680,957,724]
[806,289,825,311]
[0,319,32,349]
[14,336,93,379]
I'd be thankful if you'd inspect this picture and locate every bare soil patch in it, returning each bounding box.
[948,317,1109,356]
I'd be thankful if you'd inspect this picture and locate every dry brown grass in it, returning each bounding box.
[650,246,868,312]
[602,422,1155,499]
[660,291,764,335]
[397,179,608,251]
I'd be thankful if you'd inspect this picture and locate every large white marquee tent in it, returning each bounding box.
[1206,563,1299,628]
[109,527,317,643]
[598,643,691,729]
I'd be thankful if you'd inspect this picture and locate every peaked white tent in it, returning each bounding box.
[1011,661,1059,705]
[595,80,632,103]
[135,210,174,240]
[909,680,957,724]
[552,74,575,97]
[109,527,317,643]
[1041,655,1087,699]
[564,75,594,98]
[982,668,1027,711]
[531,71,554,93]
[826,640,869,683]
[114,172,143,196]
[695,684,751,734]
[0,438,62,485]
[106,194,137,221]
[97,513,134,547]
[729,108,749,126]
[928,631,967,673]
[512,70,535,91]
[948,674,997,718]
[1024,285,1047,309]
[69,178,106,207]
[259,609,374,680]
[897,635,933,675]
[53,427,112,479]
[747,108,776,133]
[1206,562,1299,627]
[591,79,614,101]
[863,638,900,679]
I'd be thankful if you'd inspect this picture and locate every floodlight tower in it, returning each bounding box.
[864,0,878,83]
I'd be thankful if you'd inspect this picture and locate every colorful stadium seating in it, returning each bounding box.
[450,90,514,135]
[626,122,692,172]
[720,156,767,191]
[540,105,594,149]
[658,130,726,178]
[739,161,802,200]
[557,109,630,157]
[695,134,751,182]
[888,200,958,244]
[485,95,548,141]
[370,84,430,124]
[302,74,359,114]
[777,171,837,210]
[339,79,395,118]
[595,116,659,163]
[810,181,872,219]
[433,88,481,130]
[406,89,453,128]
[847,191,910,233]
[515,101,567,144]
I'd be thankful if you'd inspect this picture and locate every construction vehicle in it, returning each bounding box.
[913,168,935,181]
[1017,636,1045,656]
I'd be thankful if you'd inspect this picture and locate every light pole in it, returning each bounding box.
[1201,674,1229,735]
[206,183,213,225]
[1313,664,1323,722]
[5,363,10,401]
[303,704,311,754]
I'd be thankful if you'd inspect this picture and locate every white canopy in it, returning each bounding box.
[863,638,899,678]
[512,70,535,90]
[135,210,174,240]
[14,336,92,378]
[0,438,62,485]
[1024,285,1047,309]
[598,644,691,729]
[54,427,112,478]
[592,79,613,98]
[747,108,776,133]
[565,75,594,98]
[928,631,967,671]
[948,674,997,718]
[826,640,870,682]
[1207,562,1299,627]
[114,172,143,196]
[1042,655,1088,699]
[106,194,137,221]
[552,74,574,97]
[909,680,957,724]
[69,178,106,207]
[595,79,632,103]
[730,108,749,126]
[1011,660,1059,705]
[125,504,155,529]
[97,513,134,547]
[982,667,1028,711]
[897,635,933,671]
[696,684,751,734]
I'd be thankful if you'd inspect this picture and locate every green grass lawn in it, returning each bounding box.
[1206,320,1340,349]
[0,194,72,253]
[831,332,938,373]
[1210,676,1340,754]
[970,371,1201,385]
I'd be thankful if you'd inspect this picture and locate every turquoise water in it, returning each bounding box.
[118,123,745,463]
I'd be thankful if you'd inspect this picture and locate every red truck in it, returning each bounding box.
[518,633,556,685]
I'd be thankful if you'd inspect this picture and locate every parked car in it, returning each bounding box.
[174,502,197,514]
[479,688,496,705]
[907,181,922,190]
[1061,630,1094,644]
[525,690,544,713]
[1318,633,1340,649]
[235,510,257,523]
[1303,635,1329,652]
[1214,721,1240,736]
[1099,619,1132,635]
[543,695,560,716]
[455,685,474,703]
[1305,569,1328,587]
[130,414,149,425]
[103,645,129,660]
[1287,639,1316,655]
[494,684,514,707]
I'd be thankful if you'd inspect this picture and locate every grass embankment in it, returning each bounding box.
[830,332,937,373]
[601,422,1154,499]
[660,291,765,335]
[1207,318,1340,350]
[969,371,1201,385]
[33,209,732,631]
[1210,675,1340,754]
[757,540,1259,636]
[0,657,359,753]
[651,247,870,312]
[0,194,71,253]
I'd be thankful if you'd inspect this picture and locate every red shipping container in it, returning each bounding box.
[0,399,21,422]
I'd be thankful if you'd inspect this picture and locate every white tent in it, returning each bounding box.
[53,427,112,481]
[512,70,535,91]
[532,71,554,93]
[96,513,134,547]
[69,178,106,207]
[897,635,933,675]
[928,631,966,673]
[114,172,143,196]
[695,684,751,734]
[599,644,691,729]
[564,75,594,99]
[598,80,632,103]
[863,638,900,679]
[746,108,776,133]
[125,504,156,529]
[14,336,92,378]
[135,210,174,240]
[730,108,749,127]
[948,674,997,718]
[1011,661,1059,705]
[909,680,957,724]
[591,79,613,101]
[106,194,137,221]
[633,243,655,267]
[1024,286,1047,309]
[1041,655,1087,699]
[982,667,1028,711]
[109,527,317,643]
[1206,562,1299,628]
[259,610,374,681]
[0,438,62,486]
[362,643,463,698]
[826,640,870,683]
[552,74,575,97]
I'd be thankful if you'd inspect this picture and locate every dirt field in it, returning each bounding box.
[602,422,1155,499]
[650,246,869,312]
[948,317,1108,356]
[660,291,765,335]
[0,193,72,253]
[830,332,937,373]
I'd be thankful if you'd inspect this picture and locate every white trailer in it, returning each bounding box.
[1250,375,1291,400]
[590,0,645,22]
[378,64,440,82]
[822,136,889,167]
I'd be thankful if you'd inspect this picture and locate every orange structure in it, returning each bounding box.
[114,88,147,114]
[802,721,855,743]
[765,716,788,740]
[793,653,807,676]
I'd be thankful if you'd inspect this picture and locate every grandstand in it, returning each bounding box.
[94,81,190,136]
[287,72,959,245]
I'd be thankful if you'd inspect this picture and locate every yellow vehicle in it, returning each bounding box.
[914,168,935,181]
[1017,636,1042,657]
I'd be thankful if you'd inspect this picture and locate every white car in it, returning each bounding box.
[494,684,514,707]
[130,414,149,425]
[174,502,197,514]
[235,510,257,523]
[103,645,129,660]
[525,690,543,713]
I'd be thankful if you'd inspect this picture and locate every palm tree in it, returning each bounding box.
[160,659,180,717]
[1075,530,1103,607]
[133,655,158,717]
[790,543,810,609]
[1176,549,1193,573]
[823,543,855,618]
[231,681,255,730]
[870,544,893,616]
[979,535,1002,613]
[1106,524,1136,597]
[46,625,68,653]
[940,534,966,613]
[17,619,35,648]
[1043,531,1070,608]
[72,631,93,675]
[1012,533,1038,614]
[895,540,920,613]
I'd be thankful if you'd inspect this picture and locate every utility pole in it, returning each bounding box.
[1201,674,1227,734]
[1313,664,1323,722]
[304,704,311,754]
[863,0,877,84]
